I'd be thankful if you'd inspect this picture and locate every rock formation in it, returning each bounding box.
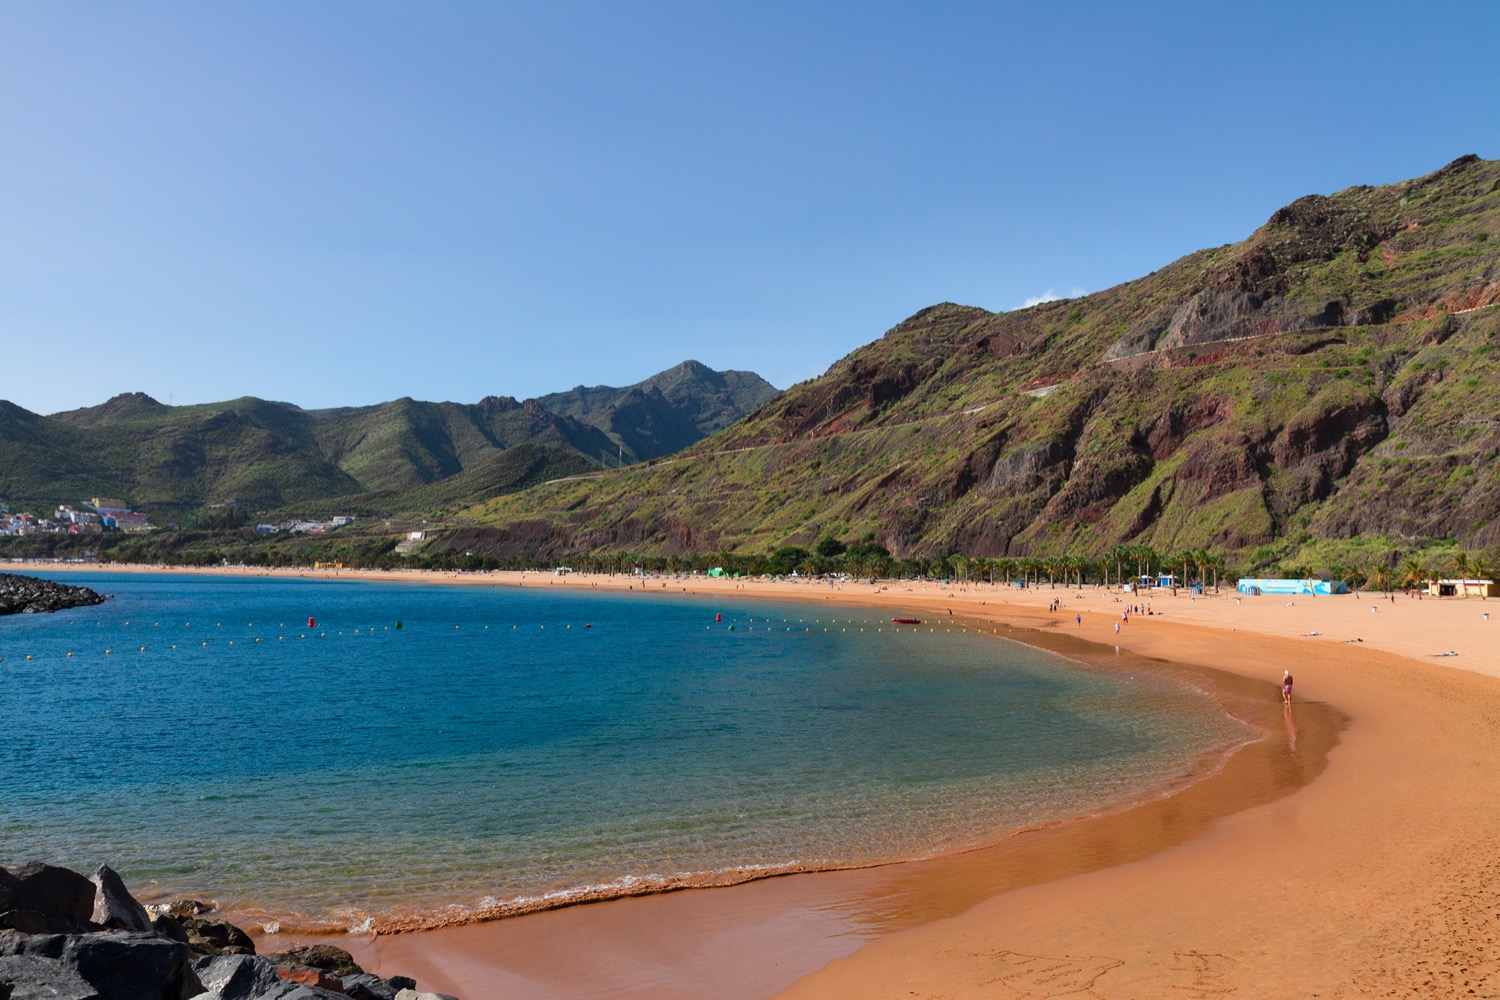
[0,862,452,1000]
[0,574,107,616]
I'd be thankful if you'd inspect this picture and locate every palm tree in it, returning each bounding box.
[1367,563,1392,594]
[1469,557,1491,599]
[994,557,1016,585]
[1204,552,1226,592]
[1451,549,1472,587]
[1043,555,1062,588]
[1073,555,1094,589]
[1171,550,1193,589]
[950,554,972,585]
[1190,549,1209,591]
[1129,544,1157,586]
[1399,557,1428,592]
[1103,545,1128,589]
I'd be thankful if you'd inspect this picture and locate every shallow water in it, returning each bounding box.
[0,573,1248,929]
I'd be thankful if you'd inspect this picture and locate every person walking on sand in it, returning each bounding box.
[1282,670,1294,704]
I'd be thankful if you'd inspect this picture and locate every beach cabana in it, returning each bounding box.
[1427,578,1498,598]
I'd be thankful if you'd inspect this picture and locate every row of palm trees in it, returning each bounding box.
[941,546,1490,593]
[947,544,1228,590]
[529,542,1491,594]
[1352,553,1492,593]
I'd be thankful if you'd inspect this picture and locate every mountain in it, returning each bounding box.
[0,362,779,515]
[535,361,781,462]
[449,155,1500,564]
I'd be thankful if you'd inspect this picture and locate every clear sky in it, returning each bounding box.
[3,1,1497,415]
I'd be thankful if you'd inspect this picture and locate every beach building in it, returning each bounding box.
[1237,578,1350,596]
[1427,578,1499,598]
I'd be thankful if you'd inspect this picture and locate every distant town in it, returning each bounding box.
[0,498,354,538]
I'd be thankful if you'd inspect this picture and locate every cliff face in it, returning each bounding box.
[456,156,1500,561]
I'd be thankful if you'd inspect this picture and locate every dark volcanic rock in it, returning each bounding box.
[0,930,188,1000]
[193,953,293,999]
[1,863,97,933]
[266,944,362,977]
[157,898,215,919]
[88,866,152,933]
[0,864,451,1000]
[178,916,255,956]
[0,575,106,616]
[193,953,345,999]
[342,973,417,1000]
[0,953,101,1000]
[274,965,346,992]
[149,914,187,943]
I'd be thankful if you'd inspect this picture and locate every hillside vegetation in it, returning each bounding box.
[0,363,777,518]
[451,155,1500,570]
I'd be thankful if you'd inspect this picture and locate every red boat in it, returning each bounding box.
[891,617,922,625]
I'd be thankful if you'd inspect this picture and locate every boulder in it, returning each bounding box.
[265,945,361,977]
[0,930,189,1000]
[191,953,345,1000]
[0,953,100,1000]
[192,953,291,999]
[89,866,153,933]
[179,918,255,956]
[0,913,66,936]
[341,974,416,1000]
[1,864,97,933]
[152,914,189,943]
[274,965,345,992]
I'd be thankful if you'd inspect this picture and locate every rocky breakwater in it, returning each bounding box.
[0,574,107,615]
[0,861,457,1000]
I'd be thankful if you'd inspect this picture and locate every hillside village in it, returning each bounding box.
[0,499,151,537]
[0,498,359,540]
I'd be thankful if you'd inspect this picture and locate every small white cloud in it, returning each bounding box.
[1021,287,1087,309]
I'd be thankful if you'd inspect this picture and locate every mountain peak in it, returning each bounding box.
[50,391,168,425]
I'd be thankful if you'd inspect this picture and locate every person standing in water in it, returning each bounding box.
[1282,670,1294,704]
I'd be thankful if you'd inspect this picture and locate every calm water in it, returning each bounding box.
[0,572,1247,930]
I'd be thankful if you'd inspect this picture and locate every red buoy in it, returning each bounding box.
[715,613,723,622]
[308,617,316,628]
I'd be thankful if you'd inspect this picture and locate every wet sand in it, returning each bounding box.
[31,562,1500,996]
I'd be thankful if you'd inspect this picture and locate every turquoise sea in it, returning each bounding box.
[0,572,1249,931]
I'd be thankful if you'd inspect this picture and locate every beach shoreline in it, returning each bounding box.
[20,561,1500,996]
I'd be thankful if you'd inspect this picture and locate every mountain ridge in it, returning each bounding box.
[446,155,1500,567]
[0,363,780,515]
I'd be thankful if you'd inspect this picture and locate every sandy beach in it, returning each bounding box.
[24,561,1500,997]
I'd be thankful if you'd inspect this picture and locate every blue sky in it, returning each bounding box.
[3,1,1497,414]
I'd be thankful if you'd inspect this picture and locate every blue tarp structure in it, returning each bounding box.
[1237,578,1350,595]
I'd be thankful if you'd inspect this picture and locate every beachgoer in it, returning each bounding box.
[1282,670,1294,704]
[1114,622,1120,635]
[1076,614,1082,627]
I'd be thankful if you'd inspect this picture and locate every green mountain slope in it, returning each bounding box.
[452,155,1500,563]
[2,362,777,514]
